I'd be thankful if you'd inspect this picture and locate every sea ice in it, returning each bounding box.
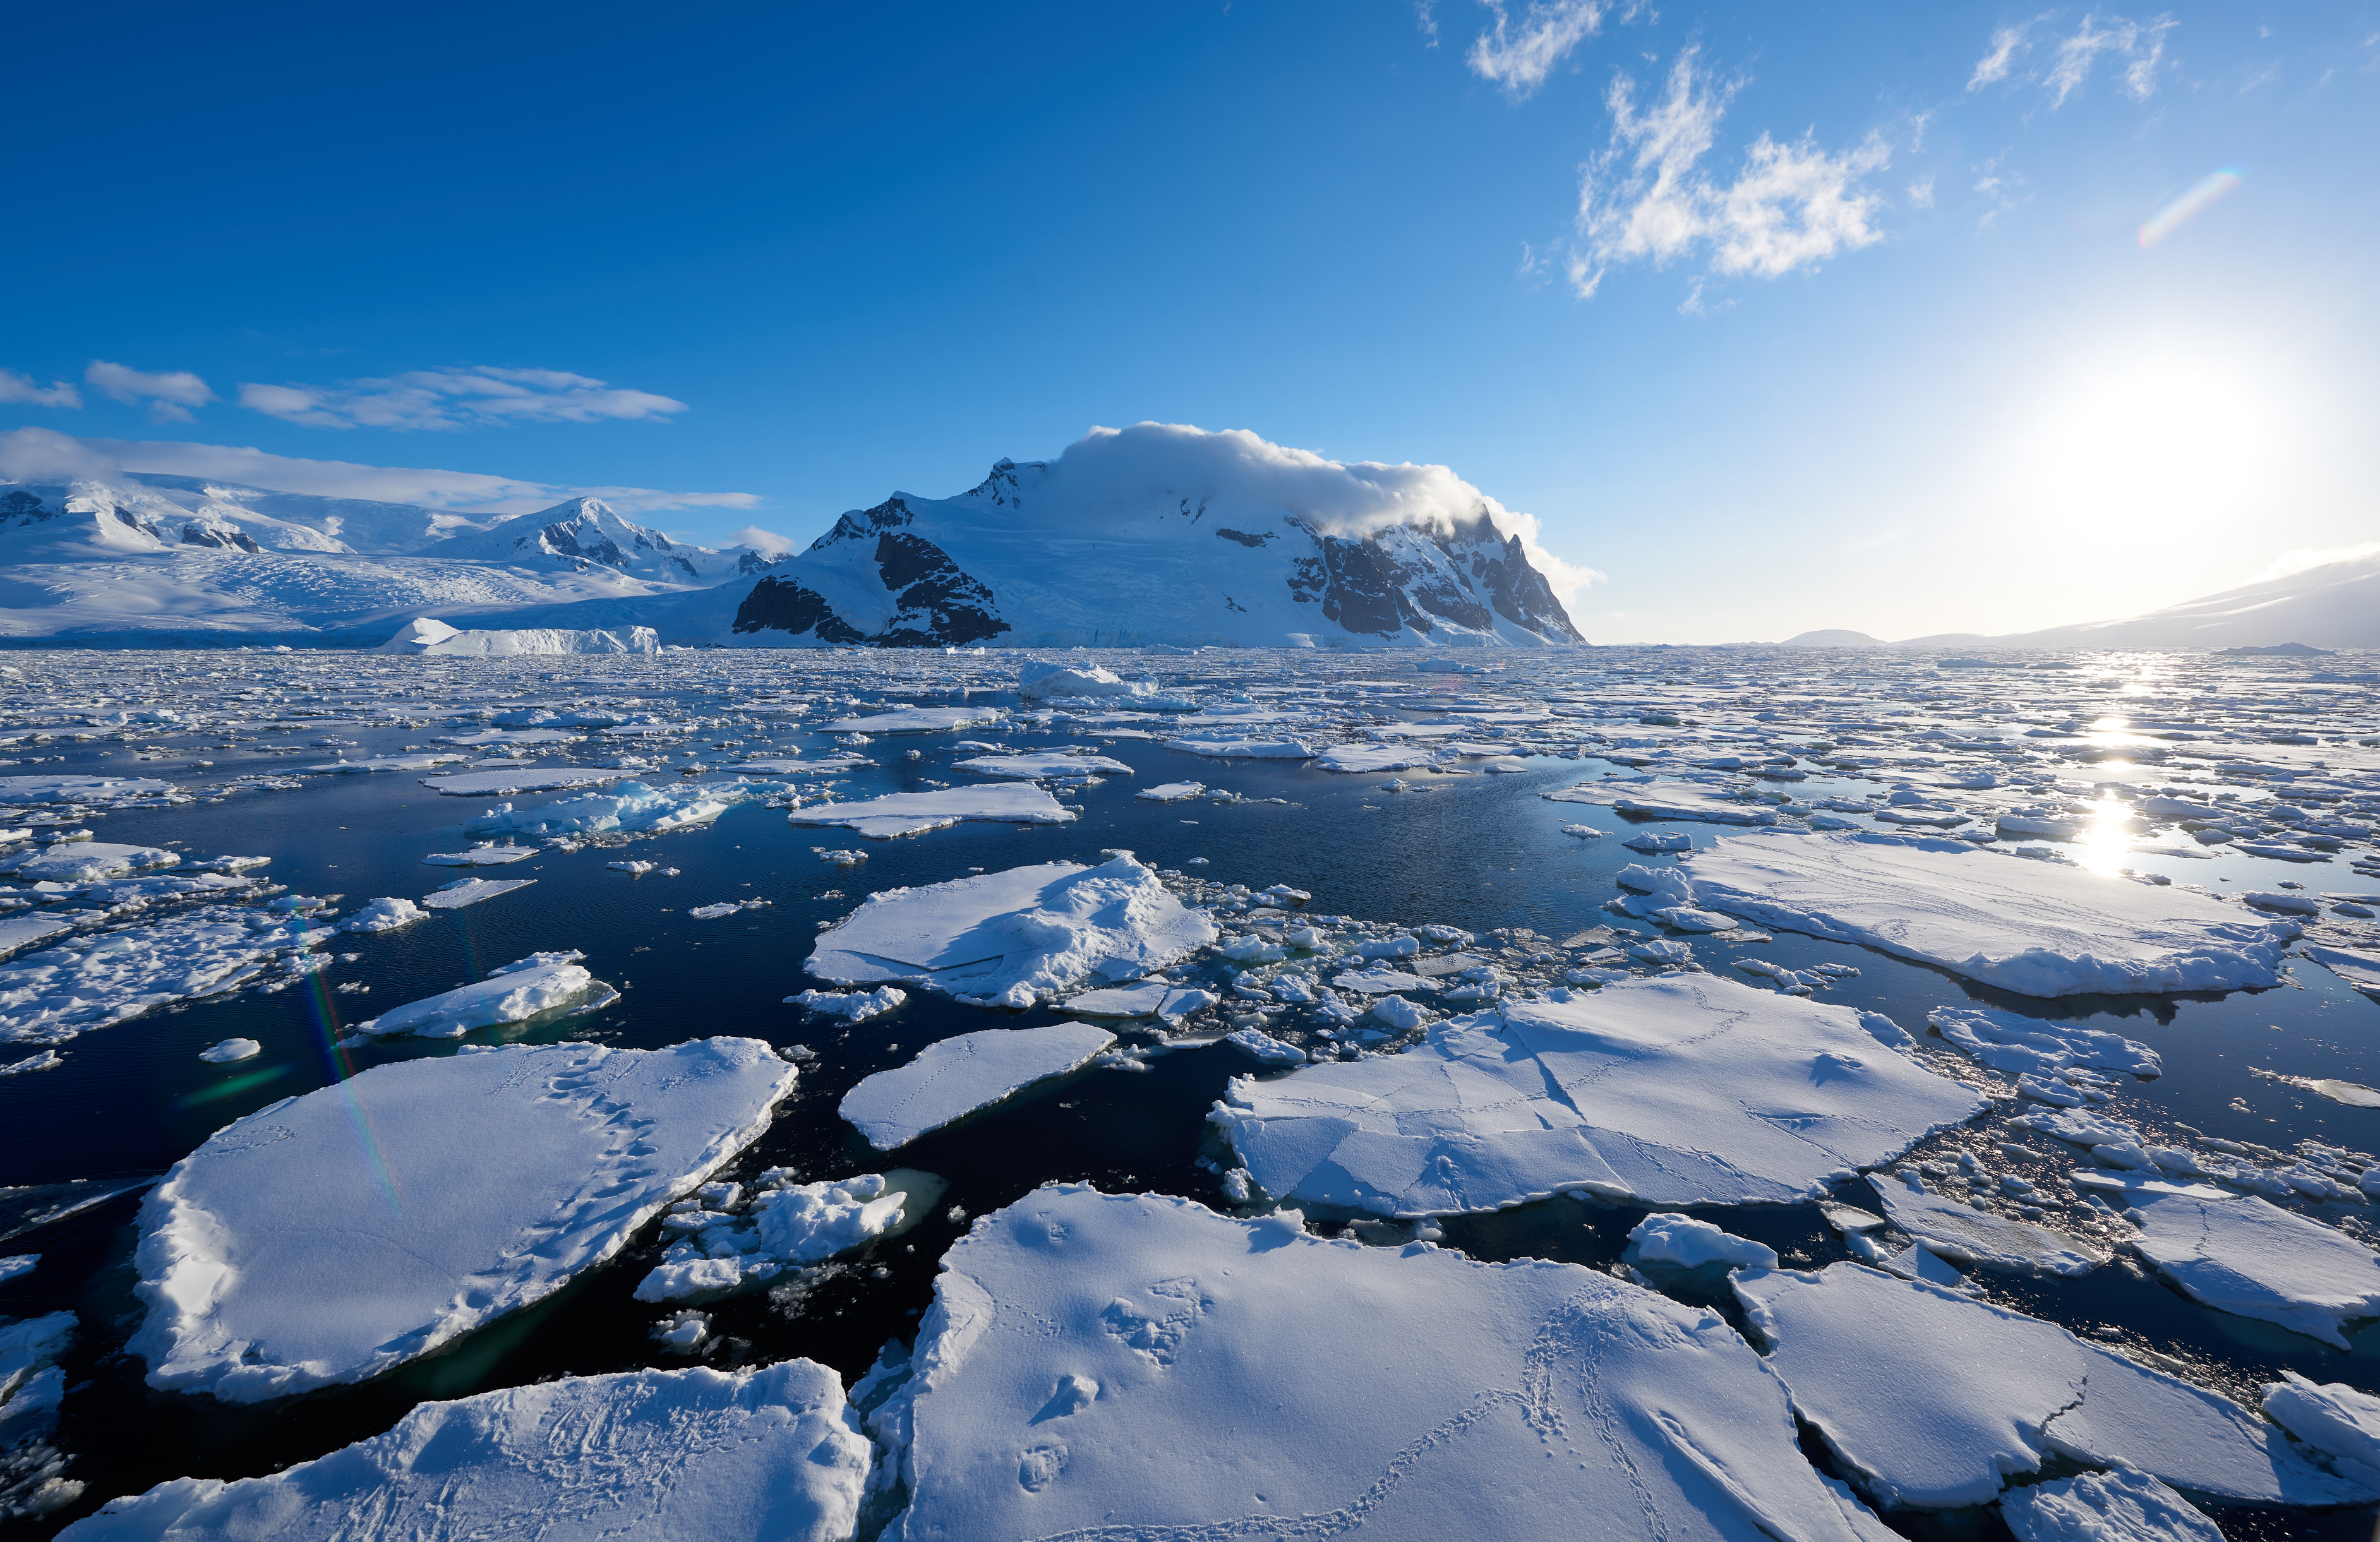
[2261,1372,2380,1479]
[340,897,426,933]
[1062,980,1217,1019]
[808,856,1215,1008]
[420,845,539,866]
[1626,1212,1778,1270]
[129,1037,796,1401]
[872,1185,1896,1540]
[1546,780,1781,824]
[466,779,780,839]
[0,1310,76,1520]
[633,1171,926,1301]
[786,986,906,1022]
[298,753,467,774]
[0,917,74,960]
[60,1359,867,1541]
[820,707,1006,734]
[2120,1185,2380,1348]
[689,899,771,919]
[420,767,628,796]
[421,876,535,910]
[1868,1171,2108,1276]
[0,843,178,885]
[1217,977,1983,1214]
[2303,943,2380,1001]
[1926,1005,2161,1079]
[1225,1025,1306,1064]
[841,1024,1115,1149]
[195,1039,259,1064]
[1734,1262,2369,1508]
[786,784,1076,839]
[356,952,599,1038]
[2000,1471,2223,1542]
[1681,833,2302,996]
[0,912,325,1047]
[1134,781,1205,801]
[0,776,175,804]
[951,750,1131,780]
[1017,661,1148,698]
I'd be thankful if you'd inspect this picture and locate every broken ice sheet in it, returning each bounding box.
[1868,1171,2108,1277]
[129,1037,796,1401]
[807,856,1214,1009]
[2000,1470,2223,1542]
[0,912,325,1047]
[2119,1183,2380,1348]
[1217,976,1983,1215]
[839,1023,1115,1150]
[820,705,1007,734]
[1545,779,1782,825]
[419,845,538,866]
[0,843,179,885]
[632,1169,944,1302]
[874,1185,1896,1539]
[1733,1261,2372,1509]
[1926,1005,2160,1079]
[466,779,783,839]
[785,783,1076,839]
[1683,832,2302,996]
[2302,943,2380,1001]
[56,1359,868,1541]
[950,749,1131,780]
[1061,979,1217,1019]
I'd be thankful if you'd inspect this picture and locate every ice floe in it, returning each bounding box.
[467,779,781,840]
[421,876,534,909]
[421,767,629,796]
[420,844,539,866]
[0,917,74,960]
[786,784,1076,839]
[1134,780,1205,801]
[872,1185,1896,1539]
[2119,1183,2380,1348]
[1,1310,78,1521]
[1626,1213,1777,1270]
[820,706,1006,734]
[633,1169,939,1302]
[0,776,176,804]
[340,896,426,933]
[0,912,324,1047]
[356,952,600,1038]
[0,843,179,884]
[2000,1471,2222,1542]
[129,1037,796,1401]
[1062,980,1217,1019]
[1682,832,2302,996]
[951,749,1131,780]
[1926,1005,2161,1078]
[195,1039,259,1064]
[2261,1372,2380,1481]
[786,986,906,1022]
[1547,779,1782,824]
[1217,977,1984,1214]
[808,856,1214,1008]
[1734,1262,2372,1508]
[840,1024,1115,1149]
[1868,1171,2108,1276]
[2304,943,2380,1000]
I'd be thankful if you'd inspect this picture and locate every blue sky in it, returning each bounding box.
[4,1,2374,642]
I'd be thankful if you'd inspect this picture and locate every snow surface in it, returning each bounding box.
[840,1024,1115,1150]
[2121,1185,2380,1348]
[1734,1262,2369,1508]
[355,953,598,1038]
[808,856,1215,1008]
[2000,1471,2223,1542]
[1681,833,2302,996]
[876,1185,1891,1539]
[785,784,1076,839]
[60,1359,868,1542]
[1217,977,1983,1214]
[129,1037,797,1401]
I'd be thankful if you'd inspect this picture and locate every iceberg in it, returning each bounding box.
[129,1037,797,1401]
[807,856,1215,1008]
[375,616,660,655]
[1682,833,2301,996]
[839,1024,1115,1150]
[60,1359,867,1542]
[1217,977,1984,1214]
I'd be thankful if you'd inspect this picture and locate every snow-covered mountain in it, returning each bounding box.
[719,426,1582,648]
[433,496,771,583]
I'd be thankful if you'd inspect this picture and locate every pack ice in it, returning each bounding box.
[0,912,325,1047]
[0,843,177,885]
[467,779,781,839]
[59,1359,867,1542]
[1734,1262,2371,1509]
[786,784,1076,839]
[1216,976,1983,1214]
[874,1185,1894,1540]
[808,856,1215,1008]
[128,1037,797,1401]
[840,1024,1115,1150]
[1682,833,2301,996]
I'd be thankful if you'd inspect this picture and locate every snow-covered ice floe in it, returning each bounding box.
[420,767,629,797]
[786,986,905,1022]
[195,1039,259,1065]
[820,706,1006,734]
[2262,1372,2380,1483]
[1734,1261,2374,1509]
[466,779,784,840]
[0,912,325,1047]
[421,844,539,866]
[2303,943,2380,1001]
[1926,1005,2160,1078]
[2000,1470,2222,1542]
[1216,976,1983,1215]
[421,876,534,910]
[950,750,1131,780]
[0,776,176,804]
[2117,1181,2380,1348]
[354,952,601,1039]
[340,897,426,933]
[1869,1171,2108,1277]
[59,1359,866,1542]
[785,784,1076,839]
[1546,780,1781,824]
[633,1170,941,1303]
[128,1037,797,1401]
[839,1024,1114,1151]
[1162,732,1315,760]
[807,856,1215,1009]
[299,752,467,775]
[870,1185,1897,1539]
[1134,780,1205,802]
[1062,979,1217,1019]
[1681,832,2301,996]
[1626,1212,1777,1270]
[0,916,75,960]
[0,843,178,884]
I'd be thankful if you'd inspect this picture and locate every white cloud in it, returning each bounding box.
[1967,21,2037,90]
[1908,175,1936,207]
[730,525,800,557]
[0,369,81,409]
[235,366,689,431]
[1466,0,1607,99]
[85,361,216,423]
[2255,540,2380,582]
[1569,49,1889,296]
[1416,0,1439,46]
[0,429,756,517]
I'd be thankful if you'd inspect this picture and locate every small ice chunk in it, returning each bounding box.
[786,986,906,1022]
[606,860,657,875]
[340,897,428,933]
[649,1310,709,1352]
[688,899,771,920]
[1626,1212,1777,1269]
[196,1038,260,1065]
[2000,1469,2223,1542]
[839,1024,1115,1149]
[1371,995,1430,1031]
[1622,832,1693,853]
[632,1173,913,1301]
[1136,782,1206,802]
[1224,1027,1306,1065]
[0,1254,35,1283]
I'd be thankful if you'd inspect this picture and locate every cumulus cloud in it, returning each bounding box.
[1568,49,1889,297]
[236,366,689,431]
[729,525,799,557]
[0,369,82,409]
[1466,0,1608,99]
[2256,541,2380,582]
[85,361,216,422]
[1046,422,1602,602]
[1969,13,2175,106]
[0,429,755,518]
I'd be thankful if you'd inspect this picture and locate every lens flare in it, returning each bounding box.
[2139,168,2242,249]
